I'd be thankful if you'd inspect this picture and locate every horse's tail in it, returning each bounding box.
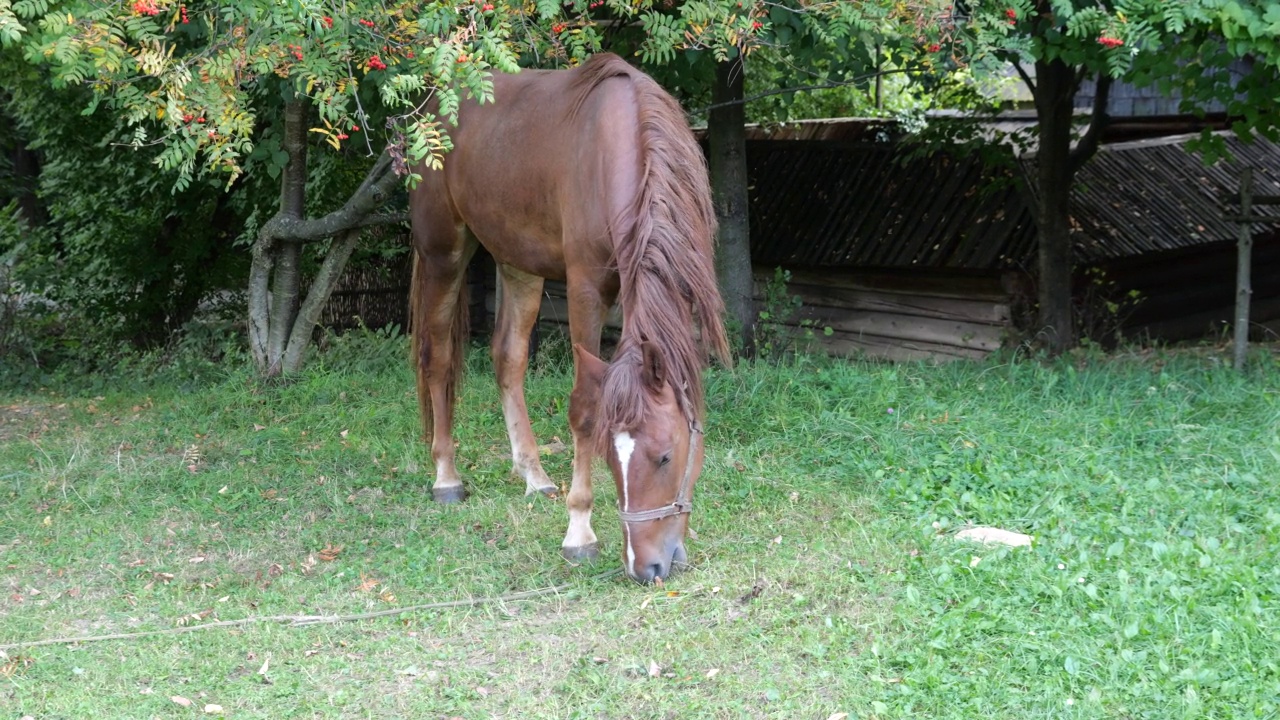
[410,250,469,442]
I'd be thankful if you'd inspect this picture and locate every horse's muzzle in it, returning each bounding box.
[628,540,687,583]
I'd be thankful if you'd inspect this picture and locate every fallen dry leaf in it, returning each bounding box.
[204,703,224,714]
[648,660,661,678]
[355,574,379,593]
[317,544,343,562]
[253,424,266,432]
[827,714,849,720]
[476,686,490,697]
[706,668,720,679]
[1,655,34,677]
[171,695,193,707]
[189,556,206,564]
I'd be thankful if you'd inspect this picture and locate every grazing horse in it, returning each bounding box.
[408,53,730,583]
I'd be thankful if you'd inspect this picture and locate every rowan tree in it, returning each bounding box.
[949,0,1280,353]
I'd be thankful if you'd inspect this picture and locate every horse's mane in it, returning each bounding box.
[567,54,731,445]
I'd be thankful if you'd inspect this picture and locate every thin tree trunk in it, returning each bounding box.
[263,99,309,376]
[708,55,755,355]
[1234,168,1253,371]
[281,228,361,373]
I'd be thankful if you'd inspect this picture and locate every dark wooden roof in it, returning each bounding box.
[1051,132,1280,263]
[746,139,1036,271]
[730,118,1279,274]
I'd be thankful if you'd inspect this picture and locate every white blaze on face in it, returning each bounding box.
[614,431,637,573]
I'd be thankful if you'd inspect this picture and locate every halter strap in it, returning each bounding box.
[616,422,702,524]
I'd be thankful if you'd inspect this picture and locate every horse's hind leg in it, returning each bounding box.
[412,224,478,503]
[492,263,557,498]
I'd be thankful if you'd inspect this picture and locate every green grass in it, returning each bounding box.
[2,335,1279,718]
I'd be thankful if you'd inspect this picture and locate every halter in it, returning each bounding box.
[616,422,702,523]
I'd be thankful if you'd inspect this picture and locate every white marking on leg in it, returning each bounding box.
[502,393,553,494]
[614,432,636,574]
[563,507,597,549]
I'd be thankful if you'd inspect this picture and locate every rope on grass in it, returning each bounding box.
[0,569,622,652]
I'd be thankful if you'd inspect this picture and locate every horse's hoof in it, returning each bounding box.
[432,485,468,504]
[561,543,600,563]
[526,484,560,500]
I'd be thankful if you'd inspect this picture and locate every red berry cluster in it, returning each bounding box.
[337,132,349,140]
[588,0,604,8]
[358,18,375,28]
[1005,7,1016,25]
[181,113,206,123]
[179,4,189,23]
[927,42,941,52]
[286,44,303,61]
[551,22,566,33]
[132,0,160,16]
[322,16,334,28]
[751,20,762,30]
[351,125,360,132]
[368,55,387,70]
[481,3,495,11]
[1097,35,1124,48]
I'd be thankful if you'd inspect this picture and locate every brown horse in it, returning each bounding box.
[408,53,731,583]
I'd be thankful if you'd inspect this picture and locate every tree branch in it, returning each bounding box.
[260,148,404,244]
[696,68,915,115]
[1069,72,1112,175]
[1012,60,1036,96]
[0,570,622,652]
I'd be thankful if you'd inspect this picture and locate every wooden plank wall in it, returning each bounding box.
[529,267,1013,362]
[756,268,1011,362]
[1099,235,1280,342]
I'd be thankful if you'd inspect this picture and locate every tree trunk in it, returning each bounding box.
[1028,61,1110,355]
[248,98,408,377]
[9,140,47,227]
[1031,59,1076,354]
[708,56,755,356]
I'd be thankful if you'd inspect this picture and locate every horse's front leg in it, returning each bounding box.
[560,286,612,562]
[493,264,558,497]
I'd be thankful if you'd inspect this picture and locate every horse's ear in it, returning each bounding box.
[573,343,608,392]
[641,339,665,394]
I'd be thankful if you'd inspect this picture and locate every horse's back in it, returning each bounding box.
[412,56,647,281]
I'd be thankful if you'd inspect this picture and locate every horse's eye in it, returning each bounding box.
[658,453,671,467]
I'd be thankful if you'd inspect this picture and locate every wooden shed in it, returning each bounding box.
[320,116,1280,361]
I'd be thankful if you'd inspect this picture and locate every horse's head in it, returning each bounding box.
[574,343,704,583]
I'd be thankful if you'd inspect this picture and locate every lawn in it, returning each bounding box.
[2,334,1279,718]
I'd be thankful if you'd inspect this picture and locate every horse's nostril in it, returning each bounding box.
[672,544,688,566]
[648,562,667,582]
